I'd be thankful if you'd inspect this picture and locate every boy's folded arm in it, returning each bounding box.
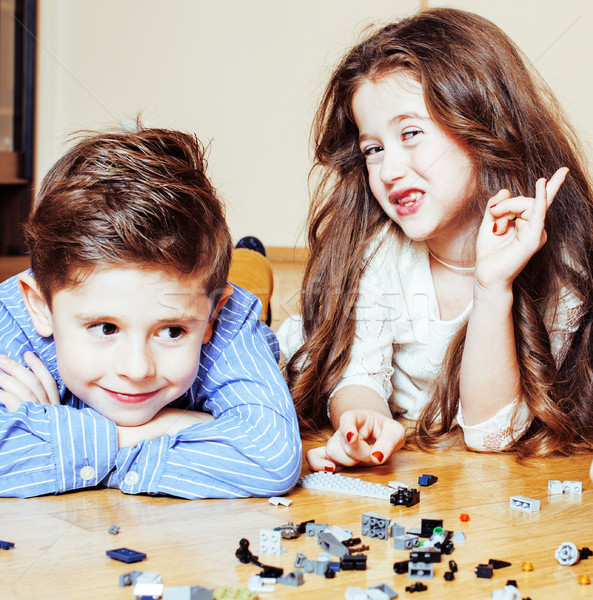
[0,402,118,498]
[111,400,302,500]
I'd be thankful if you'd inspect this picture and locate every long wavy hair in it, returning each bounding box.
[285,8,593,457]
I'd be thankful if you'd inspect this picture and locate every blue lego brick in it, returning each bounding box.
[106,547,147,563]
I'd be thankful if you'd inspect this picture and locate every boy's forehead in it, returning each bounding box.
[56,264,213,308]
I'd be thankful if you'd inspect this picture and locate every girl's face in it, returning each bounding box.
[352,73,477,251]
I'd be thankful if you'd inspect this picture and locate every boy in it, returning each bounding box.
[0,127,302,499]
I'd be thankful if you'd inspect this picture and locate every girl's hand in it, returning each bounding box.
[306,409,405,471]
[0,352,61,412]
[475,167,568,288]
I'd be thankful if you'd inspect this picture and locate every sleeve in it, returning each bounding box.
[0,402,118,498]
[331,242,396,405]
[105,292,302,499]
[0,296,120,498]
[457,286,583,451]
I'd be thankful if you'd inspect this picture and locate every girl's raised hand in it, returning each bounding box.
[0,352,60,412]
[306,409,405,472]
[475,167,569,288]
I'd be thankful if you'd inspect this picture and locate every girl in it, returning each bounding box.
[281,8,593,471]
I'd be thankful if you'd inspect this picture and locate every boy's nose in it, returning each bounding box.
[115,341,156,381]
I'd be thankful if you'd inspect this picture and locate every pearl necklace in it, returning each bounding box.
[429,250,476,273]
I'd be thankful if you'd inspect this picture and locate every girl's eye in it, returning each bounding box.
[402,129,422,141]
[157,326,186,340]
[88,323,118,336]
[362,145,383,157]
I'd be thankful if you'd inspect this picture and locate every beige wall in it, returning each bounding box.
[36,1,593,248]
[35,0,419,247]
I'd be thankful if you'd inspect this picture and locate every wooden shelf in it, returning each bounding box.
[0,151,26,184]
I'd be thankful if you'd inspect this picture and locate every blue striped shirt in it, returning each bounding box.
[0,273,302,498]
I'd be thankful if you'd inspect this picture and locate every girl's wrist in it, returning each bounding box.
[472,279,514,307]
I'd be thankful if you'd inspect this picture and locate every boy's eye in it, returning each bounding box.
[88,323,118,336]
[157,326,186,340]
[402,129,422,141]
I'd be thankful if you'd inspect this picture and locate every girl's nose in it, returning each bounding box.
[379,147,407,184]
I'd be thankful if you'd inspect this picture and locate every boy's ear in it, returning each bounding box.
[17,272,54,338]
[202,284,234,345]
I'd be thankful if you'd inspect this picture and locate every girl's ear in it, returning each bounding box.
[17,272,54,338]
[202,284,234,345]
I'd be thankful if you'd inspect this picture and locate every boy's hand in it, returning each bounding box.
[0,352,60,411]
[117,407,214,448]
[306,409,405,471]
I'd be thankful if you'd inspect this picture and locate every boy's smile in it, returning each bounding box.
[20,266,227,426]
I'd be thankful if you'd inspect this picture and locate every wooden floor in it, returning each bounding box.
[2,251,593,599]
[1,439,592,599]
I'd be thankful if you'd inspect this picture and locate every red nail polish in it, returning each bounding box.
[372,451,384,463]
[324,465,334,473]
[346,432,354,443]
[493,223,498,233]
[490,202,498,208]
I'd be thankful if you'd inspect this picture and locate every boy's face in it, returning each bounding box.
[23,266,229,426]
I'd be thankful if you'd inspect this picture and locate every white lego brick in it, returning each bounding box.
[548,480,563,494]
[299,472,392,500]
[259,529,285,555]
[268,496,292,506]
[562,480,582,494]
[510,495,540,512]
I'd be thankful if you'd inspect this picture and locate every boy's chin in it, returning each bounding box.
[110,412,155,427]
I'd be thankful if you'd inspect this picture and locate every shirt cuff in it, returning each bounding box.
[457,398,532,451]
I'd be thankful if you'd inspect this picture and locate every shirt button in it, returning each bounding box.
[80,465,95,481]
[124,471,139,486]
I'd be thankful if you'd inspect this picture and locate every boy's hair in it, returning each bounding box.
[24,126,232,306]
[287,8,593,457]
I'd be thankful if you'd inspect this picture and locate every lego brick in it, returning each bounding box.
[389,522,406,538]
[247,575,275,593]
[299,472,393,500]
[361,512,391,540]
[548,480,563,494]
[108,525,120,535]
[405,582,427,593]
[318,531,349,558]
[509,495,540,512]
[475,563,493,578]
[393,533,419,550]
[0,540,15,550]
[562,480,582,494]
[555,541,580,565]
[259,529,285,555]
[119,570,143,587]
[390,487,420,507]
[276,570,304,586]
[368,583,398,599]
[491,584,520,600]
[163,586,214,600]
[420,519,443,537]
[268,496,292,506]
[305,523,329,537]
[408,561,433,579]
[106,547,147,563]
[393,559,409,574]
[410,550,441,563]
[418,474,438,486]
[341,554,367,571]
